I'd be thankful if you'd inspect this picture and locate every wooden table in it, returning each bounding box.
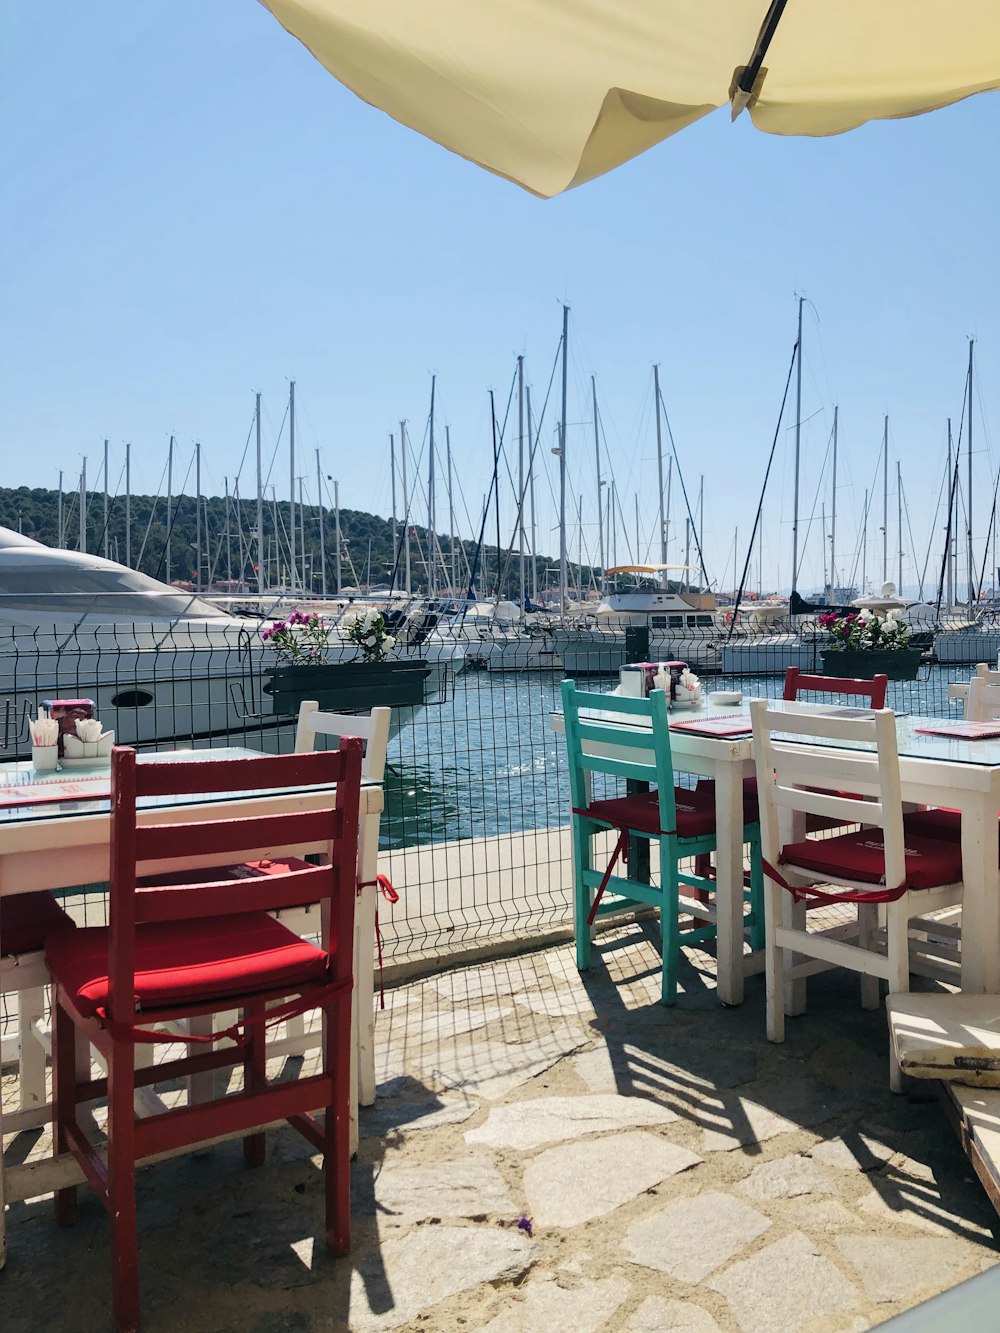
[0,747,384,1238]
[553,697,1000,1005]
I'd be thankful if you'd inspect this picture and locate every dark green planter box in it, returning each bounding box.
[820,648,923,682]
[265,660,431,714]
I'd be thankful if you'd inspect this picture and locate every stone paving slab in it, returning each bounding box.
[4,925,999,1333]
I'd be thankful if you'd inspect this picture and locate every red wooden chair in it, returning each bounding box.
[782,667,888,708]
[45,741,362,1333]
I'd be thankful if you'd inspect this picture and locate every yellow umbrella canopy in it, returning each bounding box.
[259,0,1000,198]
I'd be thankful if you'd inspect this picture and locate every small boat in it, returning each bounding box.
[552,564,719,674]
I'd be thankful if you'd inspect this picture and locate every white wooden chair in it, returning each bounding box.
[1,892,75,1267]
[751,700,964,1081]
[279,702,391,1118]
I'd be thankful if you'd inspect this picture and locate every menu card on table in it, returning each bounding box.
[0,770,110,808]
[914,720,1000,741]
[669,714,753,738]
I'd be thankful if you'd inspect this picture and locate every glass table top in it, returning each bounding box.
[567,695,1000,769]
[0,746,376,827]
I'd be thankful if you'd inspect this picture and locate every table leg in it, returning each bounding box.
[960,797,1000,994]
[779,806,808,1016]
[714,763,746,1006]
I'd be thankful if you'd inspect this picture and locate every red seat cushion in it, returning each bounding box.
[903,808,962,842]
[45,912,328,1018]
[2,891,74,956]
[583,787,718,839]
[782,828,963,892]
[695,777,760,825]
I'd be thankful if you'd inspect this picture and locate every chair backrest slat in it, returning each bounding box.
[751,699,905,887]
[134,864,333,923]
[783,667,888,709]
[135,808,341,865]
[134,749,349,798]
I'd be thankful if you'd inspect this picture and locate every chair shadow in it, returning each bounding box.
[575,920,1000,1248]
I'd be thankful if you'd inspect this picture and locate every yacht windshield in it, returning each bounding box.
[0,563,222,619]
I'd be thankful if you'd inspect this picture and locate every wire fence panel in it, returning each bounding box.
[0,617,993,990]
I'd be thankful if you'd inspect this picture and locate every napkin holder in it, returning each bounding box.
[62,730,115,766]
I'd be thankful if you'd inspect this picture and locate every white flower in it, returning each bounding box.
[886,607,904,622]
[364,634,377,646]
[383,635,396,650]
[343,612,360,630]
[857,608,874,623]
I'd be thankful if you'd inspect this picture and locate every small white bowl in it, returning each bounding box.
[709,690,743,706]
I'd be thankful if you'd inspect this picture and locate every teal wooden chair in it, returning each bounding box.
[561,678,764,1004]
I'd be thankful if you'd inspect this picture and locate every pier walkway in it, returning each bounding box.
[4,924,997,1332]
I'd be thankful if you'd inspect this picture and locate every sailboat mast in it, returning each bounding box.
[591,375,604,594]
[428,374,437,598]
[527,387,538,603]
[895,459,908,596]
[224,475,232,583]
[968,339,975,607]
[79,458,87,554]
[389,433,398,580]
[946,420,954,609]
[830,405,838,595]
[289,380,297,592]
[518,356,526,612]
[125,443,131,567]
[559,304,569,621]
[57,470,64,548]
[195,440,202,592]
[446,425,457,593]
[882,415,888,585]
[166,435,173,583]
[653,364,667,586]
[316,449,327,597]
[333,480,341,594]
[255,394,264,594]
[400,420,411,595]
[791,296,803,596]
[862,487,868,594]
[610,479,617,568]
[103,438,109,558]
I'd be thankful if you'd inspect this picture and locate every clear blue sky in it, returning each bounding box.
[3,2,998,596]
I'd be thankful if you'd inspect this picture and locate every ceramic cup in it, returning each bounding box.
[31,744,59,772]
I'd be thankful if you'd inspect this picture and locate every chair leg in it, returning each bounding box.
[660,845,680,1006]
[107,1038,140,1333]
[764,882,786,1043]
[572,819,593,972]
[747,836,765,954]
[243,1001,267,1168]
[857,904,881,1010]
[783,898,808,1017]
[324,991,352,1257]
[17,987,47,1117]
[886,899,911,995]
[52,997,78,1227]
[889,1038,903,1094]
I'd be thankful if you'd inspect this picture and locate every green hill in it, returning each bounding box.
[0,485,569,602]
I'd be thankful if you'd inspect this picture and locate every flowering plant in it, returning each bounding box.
[818,607,911,652]
[341,607,397,663]
[261,609,333,661]
[262,607,398,664]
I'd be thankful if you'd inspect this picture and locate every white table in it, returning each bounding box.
[553,697,1000,1006]
[0,747,383,1244]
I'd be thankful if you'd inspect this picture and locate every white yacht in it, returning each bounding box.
[0,528,463,756]
[552,565,719,674]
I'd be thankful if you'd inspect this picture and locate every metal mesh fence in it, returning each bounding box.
[1,618,991,982]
